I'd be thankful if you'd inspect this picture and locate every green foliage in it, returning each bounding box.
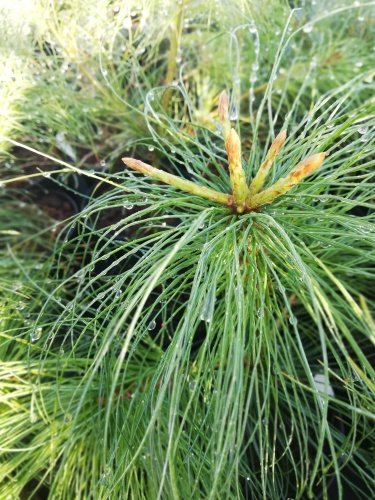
[0,1,374,499]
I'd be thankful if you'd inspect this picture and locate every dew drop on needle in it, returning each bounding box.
[30,327,42,342]
[147,319,156,331]
[357,125,368,135]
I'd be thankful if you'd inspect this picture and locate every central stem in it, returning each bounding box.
[219,91,249,213]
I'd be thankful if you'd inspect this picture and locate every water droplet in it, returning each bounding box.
[147,319,156,331]
[100,159,106,167]
[256,308,263,318]
[56,132,77,161]
[123,16,132,30]
[30,327,42,342]
[357,15,364,22]
[229,104,239,121]
[42,171,51,178]
[357,125,368,135]
[289,316,298,327]
[123,202,134,210]
[148,145,154,152]
[115,289,122,298]
[64,412,72,423]
[310,56,318,69]
[200,282,216,323]
[99,466,113,486]
[16,301,26,311]
[313,373,334,397]
[302,23,313,34]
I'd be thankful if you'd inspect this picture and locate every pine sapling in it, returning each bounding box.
[123,90,326,213]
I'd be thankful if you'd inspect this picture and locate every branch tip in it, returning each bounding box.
[218,90,229,123]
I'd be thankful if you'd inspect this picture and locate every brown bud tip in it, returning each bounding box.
[122,157,149,174]
[122,157,135,167]
[290,151,327,181]
[268,129,287,159]
[122,157,145,168]
[218,90,229,123]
